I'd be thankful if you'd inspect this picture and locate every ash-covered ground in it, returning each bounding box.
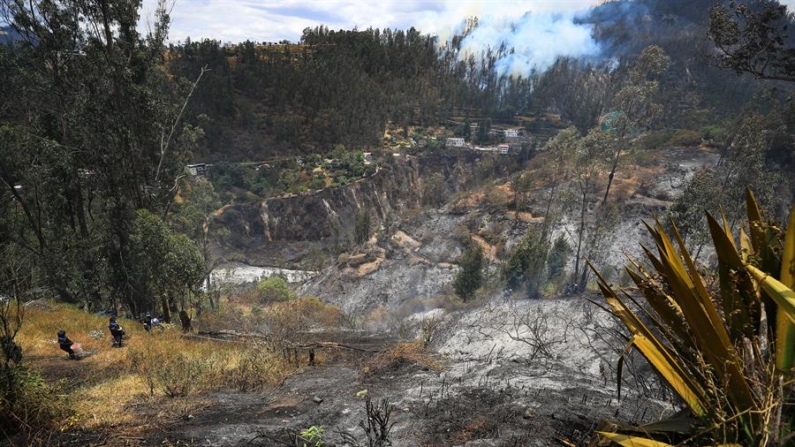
[164,298,677,447]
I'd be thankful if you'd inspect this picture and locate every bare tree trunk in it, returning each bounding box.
[573,188,588,287]
[602,152,621,204]
[160,295,171,324]
[156,66,208,186]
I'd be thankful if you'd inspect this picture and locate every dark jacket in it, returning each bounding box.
[57,333,73,348]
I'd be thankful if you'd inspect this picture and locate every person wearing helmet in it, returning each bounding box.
[57,330,76,359]
[143,312,152,332]
[108,317,125,347]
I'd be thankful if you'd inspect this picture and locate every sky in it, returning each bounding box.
[139,0,605,44]
[135,0,795,78]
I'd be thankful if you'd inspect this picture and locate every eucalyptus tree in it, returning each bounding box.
[568,129,615,290]
[667,116,781,258]
[454,243,484,302]
[0,0,202,309]
[129,210,204,321]
[709,0,795,83]
[602,45,670,203]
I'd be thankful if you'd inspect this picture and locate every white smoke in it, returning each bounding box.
[455,11,600,78]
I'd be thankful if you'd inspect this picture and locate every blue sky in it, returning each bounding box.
[139,0,606,43]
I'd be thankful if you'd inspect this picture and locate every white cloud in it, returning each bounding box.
[140,0,599,43]
[138,0,795,47]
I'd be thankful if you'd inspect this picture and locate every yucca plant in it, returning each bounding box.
[590,188,795,447]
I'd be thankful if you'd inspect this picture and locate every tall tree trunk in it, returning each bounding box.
[573,188,588,288]
[160,295,171,324]
[602,154,620,204]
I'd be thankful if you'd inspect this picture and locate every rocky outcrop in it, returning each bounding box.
[215,152,524,265]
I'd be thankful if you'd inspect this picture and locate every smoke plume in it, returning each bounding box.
[454,11,601,78]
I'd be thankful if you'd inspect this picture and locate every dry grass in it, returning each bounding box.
[449,418,499,443]
[16,304,112,361]
[259,297,342,344]
[362,341,442,378]
[16,302,293,433]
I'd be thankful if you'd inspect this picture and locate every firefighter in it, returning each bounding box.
[57,330,76,359]
[108,317,125,347]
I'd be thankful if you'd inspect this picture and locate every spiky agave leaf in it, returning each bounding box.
[596,432,676,447]
[740,190,795,371]
[591,264,707,416]
[654,217,760,434]
[745,265,795,324]
[596,215,761,442]
[594,192,794,447]
[778,204,795,371]
[597,432,742,447]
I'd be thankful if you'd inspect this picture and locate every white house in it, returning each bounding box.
[446,137,466,148]
[186,163,210,178]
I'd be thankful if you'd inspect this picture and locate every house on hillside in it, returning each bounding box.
[186,163,210,178]
[446,137,466,148]
[498,144,510,155]
[504,129,520,138]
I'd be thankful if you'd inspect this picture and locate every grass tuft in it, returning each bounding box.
[362,341,442,378]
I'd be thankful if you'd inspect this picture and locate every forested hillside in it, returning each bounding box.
[167,0,771,161]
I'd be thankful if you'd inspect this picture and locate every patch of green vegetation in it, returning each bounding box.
[700,124,729,142]
[639,129,675,149]
[670,129,702,147]
[256,276,296,302]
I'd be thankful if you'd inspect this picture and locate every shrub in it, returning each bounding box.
[700,124,728,142]
[262,297,341,344]
[130,346,208,397]
[129,337,285,397]
[362,342,442,378]
[354,209,372,245]
[298,425,325,447]
[669,129,702,147]
[0,364,72,437]
[454,243,484,301]
[156,353,208,397]
[309,177,325,190]
[546,234,569,288]
[639,129,674,149]
[228,345,275,392]
[256,276,296,302]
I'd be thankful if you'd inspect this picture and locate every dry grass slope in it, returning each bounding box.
[13,302,302,440]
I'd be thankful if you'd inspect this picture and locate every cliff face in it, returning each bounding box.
[215,152,523,266]
[260,179,393,242]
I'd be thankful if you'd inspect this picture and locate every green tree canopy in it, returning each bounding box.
[0,0,201,310]
[454,243,484,301]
